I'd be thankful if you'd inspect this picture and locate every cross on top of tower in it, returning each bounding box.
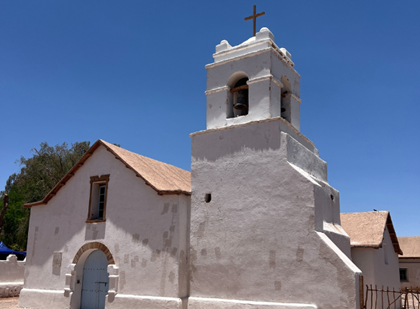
[244,5,265,37]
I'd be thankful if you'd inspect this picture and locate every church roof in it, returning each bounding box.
[24,139,191,208]
[397,236,420,259]
[340,211,402,255]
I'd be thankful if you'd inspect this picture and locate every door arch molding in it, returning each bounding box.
[66,242,119,309]
[72,242,115,265]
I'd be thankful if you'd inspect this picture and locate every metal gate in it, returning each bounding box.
[80,250,109,309]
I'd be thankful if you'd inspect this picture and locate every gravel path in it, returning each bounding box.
[0,297,19,309]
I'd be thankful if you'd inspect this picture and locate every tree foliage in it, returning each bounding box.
[0,141,91,251]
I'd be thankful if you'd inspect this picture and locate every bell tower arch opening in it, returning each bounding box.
[227,73,249,119]
[280,76,292,123]
[205,27,301,130]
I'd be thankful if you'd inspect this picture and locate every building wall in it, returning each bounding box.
[372,227,401,290]
[399,258,420,289]
[351,248,376,288]
[351,227,401,309]
[19,145,190,309]
[0,254,25,297]
[190,120,361,309]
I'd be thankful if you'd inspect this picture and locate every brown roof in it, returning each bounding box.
[25,139,191,208]
[398,237,420,258]
[341,211,402,255]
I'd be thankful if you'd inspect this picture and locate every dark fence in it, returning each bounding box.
[364,285,420,309]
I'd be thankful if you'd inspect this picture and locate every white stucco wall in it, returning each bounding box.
[19,145,190,309]
[0,254,25,297]
[351,227,401,308]
[190,120,361,309]
[399,258,420,290]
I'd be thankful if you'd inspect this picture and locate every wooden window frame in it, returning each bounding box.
[86,175,110,223]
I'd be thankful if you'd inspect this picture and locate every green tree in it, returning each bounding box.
[0,185,26,251]
[0,141,91,251]
[17,141,91,203]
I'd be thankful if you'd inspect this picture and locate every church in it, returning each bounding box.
[19,26,365,309]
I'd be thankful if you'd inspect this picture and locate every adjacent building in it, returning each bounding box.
[341,211,402,309]
[398,236,420,290]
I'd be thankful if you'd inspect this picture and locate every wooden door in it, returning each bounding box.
[80,250,109,309]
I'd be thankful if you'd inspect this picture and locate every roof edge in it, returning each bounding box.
[344,211,403,255]
[24,201,47,208]
[385,212,403,255]
[24,139,191,208]
[350,244,381,249]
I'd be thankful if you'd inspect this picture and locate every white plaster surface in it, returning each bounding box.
[0,255,25,283]
[0,283,23,298]
[190,120,361,309]
[0,255,25,298]
[188,297,317,309]
[106,294,182,309]
[19,289,69,308]
[19,145,190,309]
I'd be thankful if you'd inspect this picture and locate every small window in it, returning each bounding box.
[383,242,388,265]
[87,175,110,222]
[205,193,211,203]
[400,268,408,282]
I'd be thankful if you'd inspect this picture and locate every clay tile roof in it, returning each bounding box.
[24,139,191,208]
[397,237,420,258]
[340,211,402,255]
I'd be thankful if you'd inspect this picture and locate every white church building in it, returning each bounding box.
[19,27,365,309]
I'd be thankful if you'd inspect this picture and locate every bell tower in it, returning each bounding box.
[190,27,362,309]
[205,27,302,131]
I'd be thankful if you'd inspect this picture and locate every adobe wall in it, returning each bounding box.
[19,145,190,309]
[371,227,401,290]
[0,254,25,298]
[190,120,361,309]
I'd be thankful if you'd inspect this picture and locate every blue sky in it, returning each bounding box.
[0,1,419,236]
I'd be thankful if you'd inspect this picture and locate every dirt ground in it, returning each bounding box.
[0,297,19,309]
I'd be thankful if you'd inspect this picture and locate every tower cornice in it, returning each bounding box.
[206,40,299,78]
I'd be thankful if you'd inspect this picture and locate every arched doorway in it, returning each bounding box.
[80,250,109,309]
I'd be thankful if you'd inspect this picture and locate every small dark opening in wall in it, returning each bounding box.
[205,193,211,203]
[330,194,334,201]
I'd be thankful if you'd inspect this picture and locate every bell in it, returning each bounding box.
[233,90,248,110]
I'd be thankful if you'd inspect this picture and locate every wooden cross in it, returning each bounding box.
[244,5,265,37]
